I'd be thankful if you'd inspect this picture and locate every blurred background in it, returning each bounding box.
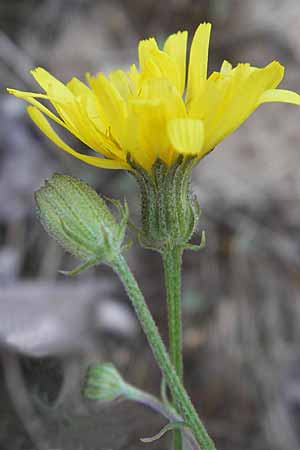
[1,0,300,449]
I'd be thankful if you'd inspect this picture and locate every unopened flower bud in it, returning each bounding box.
[84,363,128,402]
[35,173,129,275]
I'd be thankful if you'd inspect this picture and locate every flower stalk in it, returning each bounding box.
[84,362,201,450]
[110,254,216,450]
[162,246,184,450]
[163,246,184,381]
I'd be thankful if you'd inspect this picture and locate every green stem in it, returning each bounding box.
[162,246,183,450]
[111,255,216,450]
[125,385,201,450]
[163,246,183,379]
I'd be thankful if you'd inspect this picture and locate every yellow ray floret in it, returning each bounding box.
[168,119,204,155]
[7,23,300,172]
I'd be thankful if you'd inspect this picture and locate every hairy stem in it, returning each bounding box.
[111,255,216,450]
[125,385,200,450]
[162,246,183,450]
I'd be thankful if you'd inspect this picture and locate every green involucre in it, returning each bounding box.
[84,363,127,401]
[35,173,129,271]
[129,156,201,252]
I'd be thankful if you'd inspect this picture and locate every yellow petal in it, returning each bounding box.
[127,64,140,94]
[109,69,132,100]
[187,73,228,119]
[8,87,121,159]
[220,60,232,76]
[139,36,184,91]
[66,96,122,158]
[66,77,107,134]
[67,77,91,97]
[27,106,129,169]
[31,67,73,101]
[68,81,106,134]
[8,87,89,152]
[141,57,162,80]
[203,63,252,147]
[263,60,284,89]
[139,49,180,92]
[87,72,126,140]
[127,98,169,168]
[204,61,284,151]
[126,79,186,168]
[139,78,187,118]
[163,30,188,95]
[168,118,204,155]
[149,50,180,91]
[186,22,212,104]
[7,87,71,128]
[259,88,300,105]
[138,37,159,72]
[7,89,50,100]
[28,69,85,135]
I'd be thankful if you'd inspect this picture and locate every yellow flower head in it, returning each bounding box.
[7,23,300,172]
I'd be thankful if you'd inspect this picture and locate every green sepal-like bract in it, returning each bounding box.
[140,421,189,443]
[129,156,202,252]
[35,173,129,274]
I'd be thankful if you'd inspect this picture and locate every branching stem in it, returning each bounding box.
[111,255,216,450]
